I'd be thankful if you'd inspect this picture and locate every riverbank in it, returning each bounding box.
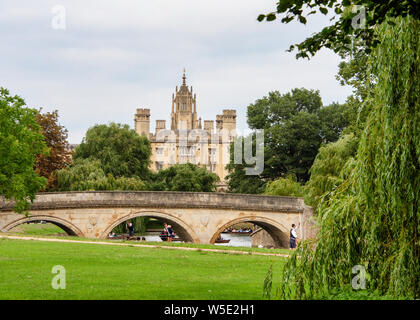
[0,234,291,257]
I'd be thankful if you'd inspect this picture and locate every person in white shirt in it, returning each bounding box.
[289,223,300,249]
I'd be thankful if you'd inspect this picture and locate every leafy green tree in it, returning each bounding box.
[74,123,151,179]
[227,88,354,193]
[0,88,48,213]
[225,136,266,194]
[336,43,373,102]
[149,163,219,192]
[264,175,304,197]
[258,0,420,58]
[279,16,419,299]
[55,158,146,191]
[304,134,359,209]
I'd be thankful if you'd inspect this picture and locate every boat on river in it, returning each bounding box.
[215,239,230,244]
[222,230,252,235]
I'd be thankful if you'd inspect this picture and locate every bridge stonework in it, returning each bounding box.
[0,191,316,248]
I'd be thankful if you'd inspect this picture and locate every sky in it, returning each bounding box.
[0,0,352,144]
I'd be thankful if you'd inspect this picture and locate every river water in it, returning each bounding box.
[144,232,252,247]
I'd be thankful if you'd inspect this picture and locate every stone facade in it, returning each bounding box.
[134,72,236,183]
[0,191,316,248]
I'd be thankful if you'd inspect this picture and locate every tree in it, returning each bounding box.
[0,88,47,213]
[148,163,220,192]
[74,123,151,180]
[55,158,146,191]
[227,88,354,193]
[35,109,72,190]
[264,175,304,197]
[257,1,420,58]
[225,136,266,194]
[336,42,373,102]
[278,16,419,299]
[303,133,359,209]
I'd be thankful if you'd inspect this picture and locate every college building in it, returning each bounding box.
[134,71,237,186]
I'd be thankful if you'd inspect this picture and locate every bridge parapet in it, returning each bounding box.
[0,191,306,213]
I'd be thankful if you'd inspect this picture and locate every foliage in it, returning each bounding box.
[304,134,359,209]
[112,217,150,235]
[148,163,220,192]
[55,158,146,192]
[336,42,373,102]
[35,109,72,191]
[264,175,304,197]
[0,88,47,214]
[74,123,151,180]
[227,88,355,193]
[278,16,419,300]
[258,0,420,58]
[262,264,273,300]
[225,136,267,194]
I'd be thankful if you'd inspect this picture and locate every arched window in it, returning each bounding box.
[182,103,186,111]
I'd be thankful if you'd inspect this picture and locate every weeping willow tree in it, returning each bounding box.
[278,16,419,299]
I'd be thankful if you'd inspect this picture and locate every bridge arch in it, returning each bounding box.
[101,210,199,243]
[210,216,290,248]
[3,215,83,237]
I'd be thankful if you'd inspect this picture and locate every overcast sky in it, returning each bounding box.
[1,0,352,144]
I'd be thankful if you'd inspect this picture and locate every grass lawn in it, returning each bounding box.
[0,238,286,300]
[4,223,292,255]
[9,222,67,236]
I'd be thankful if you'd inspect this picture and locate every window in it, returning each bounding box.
[179,146,188,156]
[155,161,163,171]
[156,147,164,155]
[182,103,186,111]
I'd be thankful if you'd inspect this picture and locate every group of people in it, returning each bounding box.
[114,220,299,248]
[160,223,176,242]
[225,227,252,233]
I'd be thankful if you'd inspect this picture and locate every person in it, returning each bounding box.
[289,223,300,249]
[127,221,134,237]
[167,225,175,242]
[160,223,169,241]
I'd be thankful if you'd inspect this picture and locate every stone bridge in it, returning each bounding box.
[0,191,315,248]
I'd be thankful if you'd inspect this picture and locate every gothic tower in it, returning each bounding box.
[171,70,198,130]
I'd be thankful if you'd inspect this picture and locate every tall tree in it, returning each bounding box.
[148,163,220,192]
[227,88,354,193]
[35,109,72,190]
[74,123,151,180]
[0,88,47,213]
[55,158,146,192]
[277,16,419,299]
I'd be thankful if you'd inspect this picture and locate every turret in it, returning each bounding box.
[135,108,150,138]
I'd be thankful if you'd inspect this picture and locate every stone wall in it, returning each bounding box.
[0,191,307,213]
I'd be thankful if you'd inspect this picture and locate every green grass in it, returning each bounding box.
[3,229,292,255]
[9,223,66,236]
[0,238,286,300]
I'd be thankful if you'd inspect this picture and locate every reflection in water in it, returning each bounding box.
[143,233,252,247]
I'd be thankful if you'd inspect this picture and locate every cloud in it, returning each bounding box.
[0,0,352,143]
